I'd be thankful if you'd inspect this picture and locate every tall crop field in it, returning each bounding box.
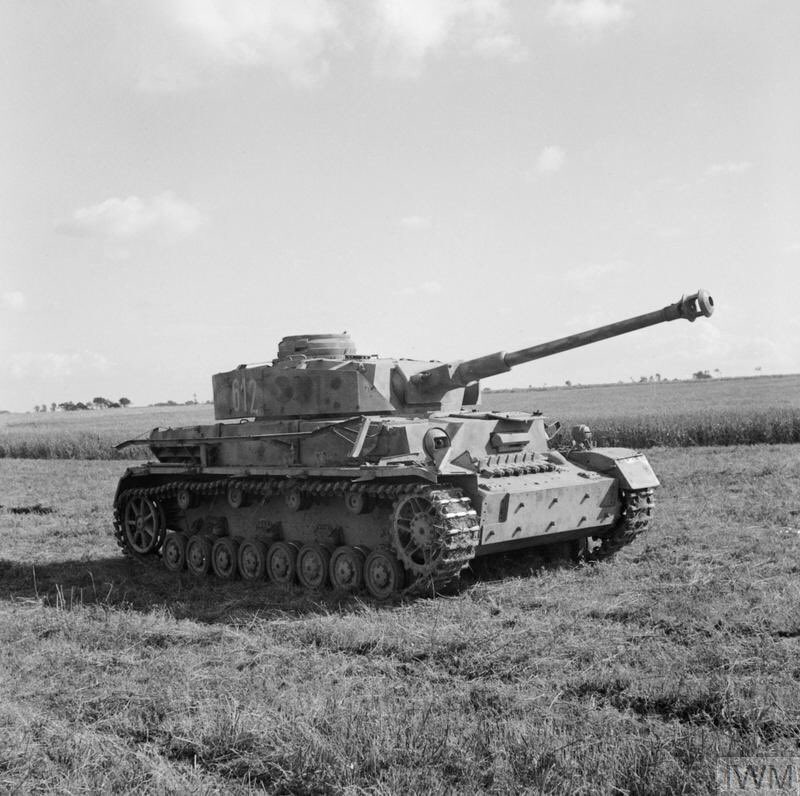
[0,404,213,460]
[1,374,799,459]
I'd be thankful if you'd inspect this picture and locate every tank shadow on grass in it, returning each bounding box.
[0,545,580,622]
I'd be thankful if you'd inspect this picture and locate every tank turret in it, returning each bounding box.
[212,290,714,420]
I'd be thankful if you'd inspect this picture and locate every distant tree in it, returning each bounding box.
[92,396,112,408]
[639,376,649,383]
[564,380,572,387]
[119,397,131,407]
[75,401,89,410]
[692,370,712,380]
[59,401,76,411]
[50,402,57,412]
[655,373,661,382]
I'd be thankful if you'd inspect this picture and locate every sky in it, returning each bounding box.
[1,0,799,411]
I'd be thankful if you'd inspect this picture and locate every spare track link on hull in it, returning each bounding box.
[599,488,655,556]
[112,476,480,595]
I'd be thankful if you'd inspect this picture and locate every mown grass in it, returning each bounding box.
[1,446,799,792]
[2,375,800,459]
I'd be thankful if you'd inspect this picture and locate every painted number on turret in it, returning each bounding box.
[231,377,258,414]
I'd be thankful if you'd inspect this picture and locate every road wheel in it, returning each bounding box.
[238,540,267,580]
[267,541,299,584]
[162,532,187,572]
[329,545,365,591]
[212,537,239,579]
[186,535,213,576]
[364,547,404,599]
[297,544,331,590]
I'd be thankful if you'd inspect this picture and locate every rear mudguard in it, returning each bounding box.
[566,447,660,491]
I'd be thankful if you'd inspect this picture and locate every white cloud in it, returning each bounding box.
[138,0,524,88]
[399,215,432,230]
[2,291,26,311]
[548,0,630,31]
[55,192,204,241]
[536,145,566,174]
[149,0,340,89]
[7,351,110,381]
[371,0,525,74]
[706,161,753,176]
[375,0,459,60]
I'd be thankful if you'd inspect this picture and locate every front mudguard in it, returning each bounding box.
[566,447,660,491]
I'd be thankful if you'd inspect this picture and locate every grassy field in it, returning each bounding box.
[1,446,798,792]
[2,374,799,459]
[0,404,213,460]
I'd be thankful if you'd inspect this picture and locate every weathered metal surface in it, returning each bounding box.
[114,289,714,596]
[207,291,714,422]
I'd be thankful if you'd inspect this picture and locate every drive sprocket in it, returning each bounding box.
[391,487,479,589]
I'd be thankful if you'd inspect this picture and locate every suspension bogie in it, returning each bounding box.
[113,474,468,597]
[112,468,649,598]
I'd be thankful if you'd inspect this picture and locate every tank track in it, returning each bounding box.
[598,488,655,556]
[391,488,480,593]
[112,476,479,595]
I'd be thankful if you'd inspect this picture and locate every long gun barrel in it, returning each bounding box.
[412,289,714,390]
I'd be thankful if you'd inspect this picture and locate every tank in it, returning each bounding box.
[113,289,714,597]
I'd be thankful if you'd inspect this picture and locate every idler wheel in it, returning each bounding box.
[122,495,166,555]
[297,544,331,590]
[212,537,240,579]
[344,492,373,515]
[364,547,405,599]
[329,545,366,591]
[238,540,267,580]
[162,532,187,572]
[267,541,299,583]
[186,535,213,576]
[285,488,312,512]
[227,482,247,509]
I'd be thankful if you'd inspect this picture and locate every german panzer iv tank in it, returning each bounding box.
[114,289,714,598]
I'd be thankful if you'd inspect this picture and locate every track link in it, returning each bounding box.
[598,488,655,556]
[392,487,480,594]
[114,477,479,591]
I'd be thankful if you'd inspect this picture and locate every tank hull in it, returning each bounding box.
[113,413,656,596]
